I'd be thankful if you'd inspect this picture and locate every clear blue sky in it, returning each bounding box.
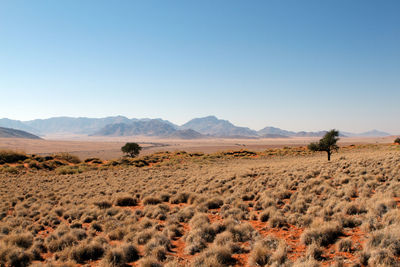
[1,0,399,133]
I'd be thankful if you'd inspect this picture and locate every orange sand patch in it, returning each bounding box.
[249,221,306,261]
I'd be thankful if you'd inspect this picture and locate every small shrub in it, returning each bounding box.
[70,242,104,263]
[306,243,324,261]
[143,196,162,205]
[194,246,235,267]
[204,198,223,209]
[394,137,400,144]
[5,233,33,249]
[115,196,137,207]
[102,248,126,267]
[94,200,112,209]
[337,238,353,252]
[170,192,191,204]
[139,257,162,267]
[248,242,272,266]
[53,152,81,163]
[56,166,80,175]
[121,244,140,262]
[301,222,343,247]
[0,150,28,163]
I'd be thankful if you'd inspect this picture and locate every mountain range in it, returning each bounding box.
[0,116,392,139]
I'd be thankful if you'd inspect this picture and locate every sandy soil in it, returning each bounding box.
[0,135,395,160]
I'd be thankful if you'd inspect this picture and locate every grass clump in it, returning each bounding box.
[70,242,104,263]
[143,196,162,205]
[115,195,137,207]
[301,221,343,247]
[53,152,81,164]
[56,166,81,175]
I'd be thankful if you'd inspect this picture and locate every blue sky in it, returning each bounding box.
[0,0,399,133]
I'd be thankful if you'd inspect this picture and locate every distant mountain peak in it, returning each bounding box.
[181,116,258,137]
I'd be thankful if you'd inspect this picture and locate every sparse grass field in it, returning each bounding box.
[0,144,399,266]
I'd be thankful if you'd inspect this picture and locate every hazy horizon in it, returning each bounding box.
[0,114,397,135]
[1,1,399,134]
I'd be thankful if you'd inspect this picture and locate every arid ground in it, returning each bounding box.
[0,135,394,160]
[0,142,399,266]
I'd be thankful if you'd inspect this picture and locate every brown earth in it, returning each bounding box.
[0,144,399,266]
[0,135,394,160]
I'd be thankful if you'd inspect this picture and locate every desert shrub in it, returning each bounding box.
[46,231,85,252]
[143,196,162,205]
[28,160,41,169]
[56,166,80,175]
[193,246,235,267]
[53,152,81,164]
[94,200,112,209]
[70,242,104,263]
[248,241,272,266]
[138,257,163,267]
[108,228,126,241]
[91,223,103,232]
[226,222,254,242]
[189,213,210,229]
[0,150,28,163]
[102,248,126,267]
[1,247,32,267]
[305,242,324,261]
[259,210,271,222]
[337,238,353,252]
[115,195,137,207]
[213,231,234,246]
[4,233,33,249]
[269,214,288,228]
[394,137,400,144]
[272,241,288,264]
[176,206,195,222]
[137,229,156,245]
[170,192,191,204]
[144,204,169,220]
[344,203,366,215]
[369,249,398,266]
[1,166,19,174]
[84,157,103,164]
[301,221,343,246]
[358,251,370,265]
[203,198,224,209]
[366,227,400,256]
[121,243,140,262]
[163,224,183,239]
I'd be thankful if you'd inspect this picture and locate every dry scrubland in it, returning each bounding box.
[0,145,400,266]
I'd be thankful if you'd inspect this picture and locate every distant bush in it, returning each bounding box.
[394,137,400,144]
[0,150,28,164]
[53,152,81,164]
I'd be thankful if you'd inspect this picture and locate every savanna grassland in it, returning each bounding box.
[0,144,399,266]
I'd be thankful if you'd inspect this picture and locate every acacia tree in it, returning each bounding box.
[121,142,142,158]
[308,129,340,161]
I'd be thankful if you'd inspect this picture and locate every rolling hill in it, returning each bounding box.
[0,127,41,139]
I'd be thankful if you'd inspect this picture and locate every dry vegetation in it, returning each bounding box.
[0,144,399,266]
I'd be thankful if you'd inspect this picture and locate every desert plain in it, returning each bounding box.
[0,136,399,266]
